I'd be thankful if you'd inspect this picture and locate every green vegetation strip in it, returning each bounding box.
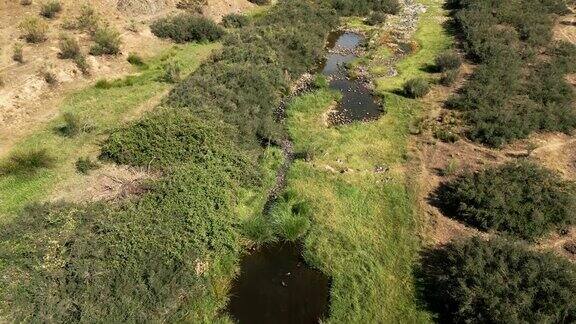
[0,43,217,217]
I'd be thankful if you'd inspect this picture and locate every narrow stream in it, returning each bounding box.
[227,31,382,324]
[320,31,383,124]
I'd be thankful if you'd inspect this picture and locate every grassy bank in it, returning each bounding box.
[0,43,216,217]
[274,0,452,321]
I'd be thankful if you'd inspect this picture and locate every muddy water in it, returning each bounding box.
[319,31,382,124]
[227,242,330,324]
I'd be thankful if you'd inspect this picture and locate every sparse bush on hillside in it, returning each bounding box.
[19,17,48,43]
[418,238,576,323]
[436,161,576,240]
[20,0,32,5]
[56,112,92,137]
[127,53,146,67]
[221,13,249,29]
[439,68,458,86]
[435,51,461,72]
[403,77,430,98]
[75,157,100,174]
[40,0,62,19]
[90,26,121,55]
[150,14,225,43]
[12,43,24,63]
[366,11,387,25]
[74,54,90,75]
[159,62,181,83]
[76,4,100,34]
[41,66,57,85]
[58,34,81,59]
[0,149,55,175]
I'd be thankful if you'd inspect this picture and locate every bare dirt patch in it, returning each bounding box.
[51,163,157,203]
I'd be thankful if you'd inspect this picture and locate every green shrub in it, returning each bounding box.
[76,4,100,34]
[41,66,57,85]
[403,77,430,98]
[0,149,55,175]
[418,238,576,323]
[127,52,146,67]
[75,157,100,174]
[74,53,90,75]
[313,74,329,89]
[436,161,576,240]
[40,0,62,18]
[95,79,112,89]
[366,11,387,25]
[150,13,225,43]
[19,17,48,43]
[58,34,81,59]
[159,62,181,83]
[56,112,91,137]
[435,51,461,72]
[20,0,32,5]
[439,69,458,86]
[248,0,270,5]
[12,43,24,63]
[90,26,121,55]
[221,13,249,28]
[332,0,400,16]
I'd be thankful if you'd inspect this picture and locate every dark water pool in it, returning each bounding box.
[227,242,330,324]
[319,31,382,124]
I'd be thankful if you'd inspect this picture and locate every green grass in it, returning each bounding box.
[0,43,217,218]
[376,0,453,92]
[272,0,453,321]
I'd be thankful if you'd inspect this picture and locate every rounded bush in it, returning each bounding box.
[366,11,387,25]
[435,51,462,72]
[150,14,225,43]
[403,77,430,98]
[437,161,576,240]
[221,13,249,28]
[419,238,576,323]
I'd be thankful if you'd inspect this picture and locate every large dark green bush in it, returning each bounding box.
[418,238,576,323]
[448,0,575,146]
[436,161,576,240]
[331,0,400,16]
[0,159,248,322]
[150,13,225,43]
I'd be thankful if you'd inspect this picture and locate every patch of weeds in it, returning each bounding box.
[19,17,48,43]
[159,62,181,83]
[56,112,92,137]
[0,149,55,176]
[12,43,24,63]
[441,158,459,176]
[76,4,100,34]
[40,0,62,19]
[75,157,100,174]
[439,68,459,86]
[58,34,81,59]
[90,26,122,55]
[40,66,57,85]
[127,53,147,68]
[403,77,430,98]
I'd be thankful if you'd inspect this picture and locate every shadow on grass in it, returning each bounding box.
[413,245,455,324]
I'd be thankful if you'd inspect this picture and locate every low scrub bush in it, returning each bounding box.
[56,112,92,137]
[40,0,62,19]
[366,11,387,25]
[0,149,55,175]
[332,0,400,16]
[12,43,24,63]
[150,14,225,43]
[90,26,121,55]
[436,161,576,240]
[19,17,48,43]
[159,62,181,83]
[221,13,249,28]
[403,77,430,98]
[20,0,32,5]
[439,68,458,86]
[58,34,81,59]
[127,53,146,67]
[74,54,90,75]
[76,4,100,34]
[435,51,461,72]
[418,238,576,323]
[75,157,100,174]
[248,0,270,5]
[41,66,57,85]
